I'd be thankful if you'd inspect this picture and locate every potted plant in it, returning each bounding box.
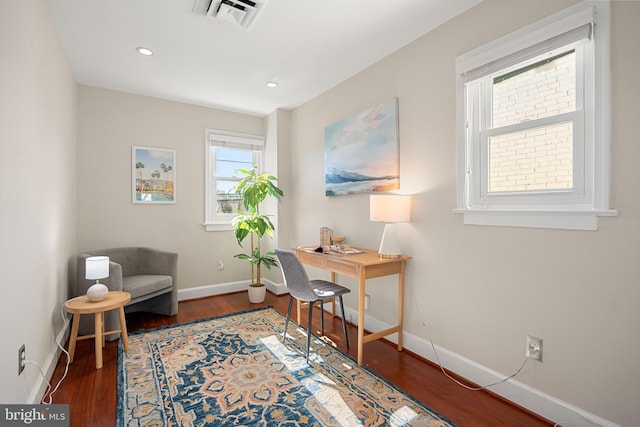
[231,166,283,303]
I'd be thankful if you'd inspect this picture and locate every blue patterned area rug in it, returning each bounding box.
[118,307,455,426]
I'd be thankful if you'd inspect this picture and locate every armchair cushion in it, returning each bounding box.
[124,275,172,299]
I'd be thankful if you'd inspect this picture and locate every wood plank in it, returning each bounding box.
[47,291,554,427]
[362,326,399,343]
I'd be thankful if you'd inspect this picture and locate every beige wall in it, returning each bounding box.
[77,86,269,290]
[288,1,639,426]
[0,0,77,403]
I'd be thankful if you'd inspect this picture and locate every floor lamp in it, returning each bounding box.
[369,194,411,258]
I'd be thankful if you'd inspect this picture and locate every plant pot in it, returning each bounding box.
[248,285,266,303]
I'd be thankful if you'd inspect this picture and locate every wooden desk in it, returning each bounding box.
[64,291,131,369]
[294,247,410,365]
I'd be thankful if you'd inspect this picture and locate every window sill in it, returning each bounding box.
[453,208,618,231]
[204,222,233,232]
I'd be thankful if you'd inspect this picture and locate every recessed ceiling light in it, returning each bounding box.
[266,81,278,88]
[136,47,154,56]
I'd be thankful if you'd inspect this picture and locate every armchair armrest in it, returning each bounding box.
[105,261,124,292]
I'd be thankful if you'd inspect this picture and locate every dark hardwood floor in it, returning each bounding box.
[48,292,553,426]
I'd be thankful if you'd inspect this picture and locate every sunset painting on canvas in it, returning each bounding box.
[324,98,399,196]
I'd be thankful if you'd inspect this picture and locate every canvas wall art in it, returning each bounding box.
[324,98,399,196]
[132,146,176,204]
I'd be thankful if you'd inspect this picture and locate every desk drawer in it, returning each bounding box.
[325,257,358,277]
[296,250,325,269]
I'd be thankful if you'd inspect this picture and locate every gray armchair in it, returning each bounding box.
[76,247,178,339]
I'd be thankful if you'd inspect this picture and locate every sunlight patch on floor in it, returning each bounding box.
[390,405,418,426]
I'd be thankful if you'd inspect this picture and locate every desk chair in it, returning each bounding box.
[275,249,350,363]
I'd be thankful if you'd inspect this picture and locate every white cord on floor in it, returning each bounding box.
[428,335,530,391]
[416,301,530,391]
[24,303,71,405]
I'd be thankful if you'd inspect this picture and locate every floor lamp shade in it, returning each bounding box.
[370,194,411,258]
[85,256,110,301]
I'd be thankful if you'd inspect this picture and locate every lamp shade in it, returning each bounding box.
[369,194,411,223]
[370,194,411,258]
[85,256,109,280]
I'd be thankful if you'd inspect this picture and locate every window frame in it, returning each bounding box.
[472,46,586,205]
[455,1,616,230]
[204,128,264,232]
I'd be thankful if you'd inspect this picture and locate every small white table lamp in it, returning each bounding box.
[370,194,411,258]
[85,256,110,301]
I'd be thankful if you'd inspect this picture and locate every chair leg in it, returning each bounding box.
[306,301,314,363]
[339,296,349,349]
[320,299,325,336]
[283,296,294,344]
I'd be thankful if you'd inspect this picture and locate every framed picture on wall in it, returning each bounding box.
[132,146,176,204]
[324,98,400,196]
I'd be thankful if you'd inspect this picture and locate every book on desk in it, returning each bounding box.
[302,245,364,255]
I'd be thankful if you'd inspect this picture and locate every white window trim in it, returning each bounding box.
[454,1,617,231]
[204,128,264,232]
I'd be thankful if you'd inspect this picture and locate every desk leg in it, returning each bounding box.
[357,275,365,365]
[330,272,337,316]
[94,312,103,369]
[397,261,406,351]
[68,313,80,363]
[118,306,130,352]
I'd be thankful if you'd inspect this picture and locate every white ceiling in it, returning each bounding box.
[46,0,481,116]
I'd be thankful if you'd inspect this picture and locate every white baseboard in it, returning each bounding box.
[177,278,288,301]
[338,305,619,427]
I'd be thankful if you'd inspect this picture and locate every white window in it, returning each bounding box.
[204,128,264,231]
[455,1,616,230]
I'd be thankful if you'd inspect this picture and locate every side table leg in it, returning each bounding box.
[118,306,129,352]
[94,312,103,369]
[68,313,80,363]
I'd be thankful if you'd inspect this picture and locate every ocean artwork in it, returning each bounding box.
[324,98,399,196]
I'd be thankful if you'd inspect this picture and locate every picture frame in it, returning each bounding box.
[132,146,176,204]
[324,98,400,196]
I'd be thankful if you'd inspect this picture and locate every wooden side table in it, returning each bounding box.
[64,291,131,369]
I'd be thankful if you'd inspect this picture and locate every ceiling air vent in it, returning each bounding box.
[193,0,268,31]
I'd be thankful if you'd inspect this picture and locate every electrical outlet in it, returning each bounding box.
[18,345,25,375]
[364,294,371,310]
[526,335,543,361]
[217,260,224,270]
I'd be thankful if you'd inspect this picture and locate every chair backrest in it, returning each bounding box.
[81,247,138,276]
[275,249,320,302]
